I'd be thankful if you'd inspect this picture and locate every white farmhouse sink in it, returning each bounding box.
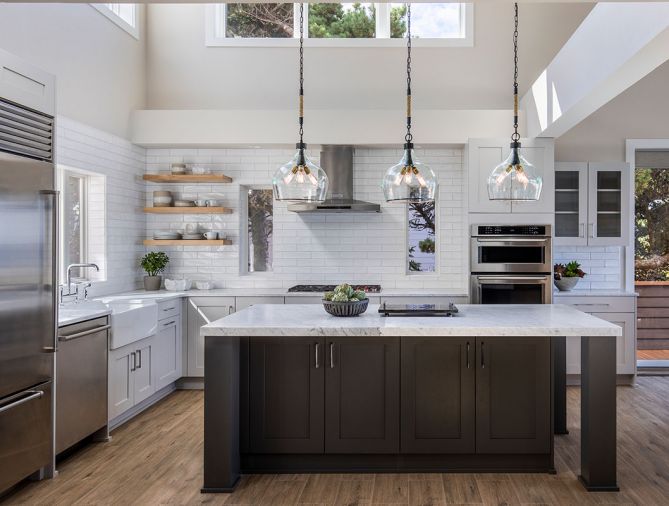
[99,297,158,350]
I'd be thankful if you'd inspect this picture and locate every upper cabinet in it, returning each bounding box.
[555,162,630,246]
[467,138,555,215]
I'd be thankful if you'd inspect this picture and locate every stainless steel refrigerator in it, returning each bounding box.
[0,98,57,494]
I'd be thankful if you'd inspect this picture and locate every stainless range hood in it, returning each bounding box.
[287,145,381,213]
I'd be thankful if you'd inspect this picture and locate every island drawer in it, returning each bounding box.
[554,296,635,314]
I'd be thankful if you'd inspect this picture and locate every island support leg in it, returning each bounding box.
[552,336,568,435]
[579,335,618,491]
[202,336,241,493]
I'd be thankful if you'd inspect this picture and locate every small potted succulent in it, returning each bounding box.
[554,261,587,292]
[323,283,368,317]
[140,252,169,291]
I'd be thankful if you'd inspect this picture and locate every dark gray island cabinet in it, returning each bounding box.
[202,304,621,493]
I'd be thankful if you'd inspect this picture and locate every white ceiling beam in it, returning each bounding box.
[131,109,516,147]
[522,2,669,139]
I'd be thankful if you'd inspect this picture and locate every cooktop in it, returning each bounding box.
[287,284,382,293]
[379,302,459,317]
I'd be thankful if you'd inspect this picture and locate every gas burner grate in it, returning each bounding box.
[288,284,382,293]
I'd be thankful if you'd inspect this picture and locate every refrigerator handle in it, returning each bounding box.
[40,190,59,353]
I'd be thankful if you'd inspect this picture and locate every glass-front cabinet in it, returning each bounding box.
[554,162,630,246]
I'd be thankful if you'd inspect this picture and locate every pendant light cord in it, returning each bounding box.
[298,3,304,146]
[405,3,412,145]
[512,2,520,144]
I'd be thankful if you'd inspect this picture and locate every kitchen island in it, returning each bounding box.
[201,304,621,493]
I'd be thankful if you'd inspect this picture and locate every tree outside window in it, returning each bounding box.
[635,168,669,281]
[408,201,436,273]
[247,189,274,272]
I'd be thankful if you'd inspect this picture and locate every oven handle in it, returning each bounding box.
[475,238,550,245]
[476,276,548,284]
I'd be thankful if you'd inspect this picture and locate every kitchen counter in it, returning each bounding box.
[553,289,638,297]
[202,303,620,494]
[202,303,621,338]
[58,301,111,326]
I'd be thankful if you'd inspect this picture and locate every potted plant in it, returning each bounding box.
[140,252,169,291]
[554,261,587,292]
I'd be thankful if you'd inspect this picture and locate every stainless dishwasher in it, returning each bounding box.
[56,316,110,454]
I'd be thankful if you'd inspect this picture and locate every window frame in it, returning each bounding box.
[205,3,473,48]
[57,167,89,284]
[91,4,139,39]
[405,200,439,275]
[240,186,275,275]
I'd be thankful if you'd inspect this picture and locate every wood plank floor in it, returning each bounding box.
[4,378,669,505]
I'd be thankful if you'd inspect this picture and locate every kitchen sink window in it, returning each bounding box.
[57,166,106,283]
[91,4,139,38]
[244,188,274,273]
[407,201,436,273]
[206,3,472,46]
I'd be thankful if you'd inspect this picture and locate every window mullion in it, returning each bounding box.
[375,3,390,39]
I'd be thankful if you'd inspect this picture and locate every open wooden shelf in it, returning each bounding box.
[143,174,233,183]
[143,207,233,214]
[143,239,232,246]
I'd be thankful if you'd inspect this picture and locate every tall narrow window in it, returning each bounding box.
[60,170,87,279]
[407,201,436,272]
[91,4,139,38]
[247,189,274,272]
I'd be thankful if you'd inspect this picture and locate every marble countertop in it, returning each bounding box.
[553,289,638,297]
[59,301,111,327]
[105,288,469,299]
[202,304,622,338]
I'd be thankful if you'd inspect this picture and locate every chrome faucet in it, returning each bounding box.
[61,263,100,303]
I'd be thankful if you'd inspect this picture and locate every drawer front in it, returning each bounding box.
[59,316,109,335]
[188,296,235,309]
[555,296,635,313]
[236,296,284,310]
[0,381,52,493]
[157,300,180,321]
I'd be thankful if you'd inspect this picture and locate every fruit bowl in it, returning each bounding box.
[322,298,369,317]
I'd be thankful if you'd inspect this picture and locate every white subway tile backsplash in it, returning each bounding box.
[553,245,622,291]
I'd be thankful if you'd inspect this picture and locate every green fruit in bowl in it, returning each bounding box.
[353,290,366,300]
[323,291,335,301]
[334,283,351,296]
[332,292,349,302]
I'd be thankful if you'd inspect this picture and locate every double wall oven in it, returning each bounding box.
[470,225,552,304]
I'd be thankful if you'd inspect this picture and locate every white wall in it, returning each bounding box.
[145,147,467,293]
[0,4,147,139]
[145,3,591,111]
[555,60,669,162]
[57,117,146,296]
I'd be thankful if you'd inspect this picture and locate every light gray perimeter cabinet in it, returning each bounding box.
[187,297,235,377]
[554,162,631,246]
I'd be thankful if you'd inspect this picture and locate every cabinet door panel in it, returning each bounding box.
[325,337,399,454]
[476,337,551,454]
[249,337,324,453]
[554,162,588,246]
[154,317,182,391]
[108,348,133,421]
[401,338,475,453]
[188,302,234,377]
[133,340,155,405]
[587,162,630,246]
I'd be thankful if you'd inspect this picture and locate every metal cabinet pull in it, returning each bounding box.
[229,305,234,314]
[588,223,594,238]
[58,324,110,342]
[579,223,585,238]
[162,307,175,312]
[131,352,136,372]
[481,342,485,369]
[329,343,335,369]
[315,343,320,369]
[137,349,142,369]
[162,320,176,327]
[0,390,43,414]
[466,342,470,369]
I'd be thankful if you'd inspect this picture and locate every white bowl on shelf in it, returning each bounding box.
[195,281,214,290]
[164,278,192,291]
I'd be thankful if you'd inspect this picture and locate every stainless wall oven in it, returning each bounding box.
[470,225,552,304]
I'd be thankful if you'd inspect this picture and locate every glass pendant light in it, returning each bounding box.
[382,4,437,203]
[273,3,328,202]
[487,3,542,202]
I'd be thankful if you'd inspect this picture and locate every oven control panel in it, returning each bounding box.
[475,225,548,236]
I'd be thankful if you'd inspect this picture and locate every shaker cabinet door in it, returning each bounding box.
[475,337,551,454]
[325,337,400,454]
[187,300,235,377]
[154,317,182,391]
[401,338,475,453]
[249,337,324,453]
